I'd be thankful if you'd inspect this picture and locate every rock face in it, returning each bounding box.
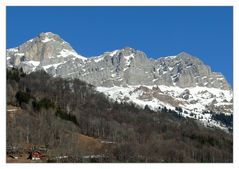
[7,32,231,90]
[154,52,229,90]
[7,32,86,74]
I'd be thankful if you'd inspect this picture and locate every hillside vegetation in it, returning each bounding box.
[7,68,232,162]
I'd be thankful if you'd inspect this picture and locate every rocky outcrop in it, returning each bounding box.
[17,32,81,61]
[7,32,231,90]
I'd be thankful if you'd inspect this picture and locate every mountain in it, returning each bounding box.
[7,32,86,73]
[6,32,233,131]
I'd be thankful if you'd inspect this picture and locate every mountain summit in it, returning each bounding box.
[7,32,86,72]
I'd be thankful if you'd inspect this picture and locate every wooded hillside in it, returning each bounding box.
[7,68,233,162]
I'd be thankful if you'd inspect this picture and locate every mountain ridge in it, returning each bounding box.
[7,32,231,90]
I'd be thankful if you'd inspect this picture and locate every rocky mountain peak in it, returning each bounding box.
[177,51,193,58]
[108,47,143,58]
[120,47,136,53]
[119,47,148,62]
[37,32,74,49]
[38,32,62,42]
[39,32,58,37]
[160,52,201,64]
[7,32,87,71]
[176,52,204,65]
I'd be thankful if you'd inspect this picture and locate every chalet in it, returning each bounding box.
[28,151,42,160]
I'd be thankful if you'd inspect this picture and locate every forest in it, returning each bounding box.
[6,68,233,162]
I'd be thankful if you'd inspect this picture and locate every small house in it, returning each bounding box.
[28,151,42,160]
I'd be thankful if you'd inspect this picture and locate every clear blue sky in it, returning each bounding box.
[7,6,233,85]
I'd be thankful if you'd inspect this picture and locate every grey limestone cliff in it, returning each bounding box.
[7,32,231,90]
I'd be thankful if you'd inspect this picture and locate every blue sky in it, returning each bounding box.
[7,6,233,85]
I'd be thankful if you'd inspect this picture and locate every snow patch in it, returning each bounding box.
[94,56,104,62]
[109,50,119,57]
[27,61,40,67]
[43,62,66,70]
[41,37,54,43]
[124,54,134,66]
[15,53,24,57]
[96,85,233,131]
[164,55,177,59]
[123,67,129,71]
[111,73,117,78]
[168,67,173,71]
[57,49,87,60]
[7,48,18,52]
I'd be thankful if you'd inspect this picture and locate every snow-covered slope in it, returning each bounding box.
[97,85,233,131]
